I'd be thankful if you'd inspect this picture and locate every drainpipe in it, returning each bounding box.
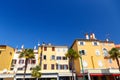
[80,56,86,80]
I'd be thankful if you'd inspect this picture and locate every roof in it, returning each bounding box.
[71,38,114,48]
[115,44,120,48]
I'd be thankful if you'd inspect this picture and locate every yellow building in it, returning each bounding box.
[38,43,72,80]
[71,33,120,80]
[0,45,15,71]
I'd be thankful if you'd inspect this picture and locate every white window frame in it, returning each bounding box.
[78,41,85,46]
[79,50,86,55]
[96,50,100,56]
[92,41,99,46]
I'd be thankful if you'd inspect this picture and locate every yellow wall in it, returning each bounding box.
[72,39,118,74]
[0,45,15,71]
[38,46,58,71]
[38,45,69,73]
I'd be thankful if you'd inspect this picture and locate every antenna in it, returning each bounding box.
[34,46,36,50]
[38,42,40,46]
[106,33,110,41]
[21,44,24,49]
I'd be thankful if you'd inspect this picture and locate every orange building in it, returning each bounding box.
[71,33,120,80]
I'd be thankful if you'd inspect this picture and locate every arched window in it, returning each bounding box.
[103,48,108,57]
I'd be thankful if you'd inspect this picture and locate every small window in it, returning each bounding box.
[52,47,55,51]
[31,60,36,64]
[43,64,47,70]
[10,67,14,70]
[19,60,24,64]
[60,65,63,69]
[0,51,1,54]
[43,55,46,60]
[98,60,103,67]
[93,42,99,46]
[10,52,12,55]
[57,56,61,60]
[108,59,112,63]
[12,59,17,64]
[79,50,86,55]
[30,67,33,70]
[96,50,100,55]
[63,57,67,60]
[51,55,55,60]
[28,60,31,64]
[83,61,88,67]
[79,41,85,45]
[51,64,54,70]
[44,47,47,51]
[56,64,58,70]
[64,65,68,70]
[63,48,66,52]
[103,48,108,57]
[17,68,23,70]
[57,49,60,52]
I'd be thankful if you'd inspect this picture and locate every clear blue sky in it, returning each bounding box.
[0,0,120,48]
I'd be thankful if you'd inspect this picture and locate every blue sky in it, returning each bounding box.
[0,0,120,48]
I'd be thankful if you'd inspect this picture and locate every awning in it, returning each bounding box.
[111,74,120,76]
[90,73,109,76]
[77,73,120,77]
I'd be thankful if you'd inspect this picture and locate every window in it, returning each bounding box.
[43,55,46,60]
[19,60,24,64]
[103,48,108,57]
[64,65,68,70]
[57,56,61,60]
[57,49,60,52]
[18,68,23,70]
[60,65,63,69]
[79,50,86,55]
[52,47,55,51]
[28,60,31,64]
[108,59,112,63]
[56,64,60,70]
[93,42,99,46]
[44,47,47,51]
[51,64,54,70]
[43,64,47,70]
[56,64,58,70]
[30,67,33,70]
[12,59,17,64]
[98,60,103,67]
[79,41,85,45]
[63,57,67,60]
[96,50,100,55]
[51,55,55,60]
[31,60,36,64]
[0,51,1,54]
[83,61,88,67]
[63,49,66,52]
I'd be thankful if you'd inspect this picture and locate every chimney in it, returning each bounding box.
[48,43,51,46]
[90,33,96,39]
[90,34,93,39]
[85,33,89,39]
[92,33,96,39]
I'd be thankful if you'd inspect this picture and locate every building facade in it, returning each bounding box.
[0,45,15,71]
[38,43,72,80]
[71,33,120,80]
